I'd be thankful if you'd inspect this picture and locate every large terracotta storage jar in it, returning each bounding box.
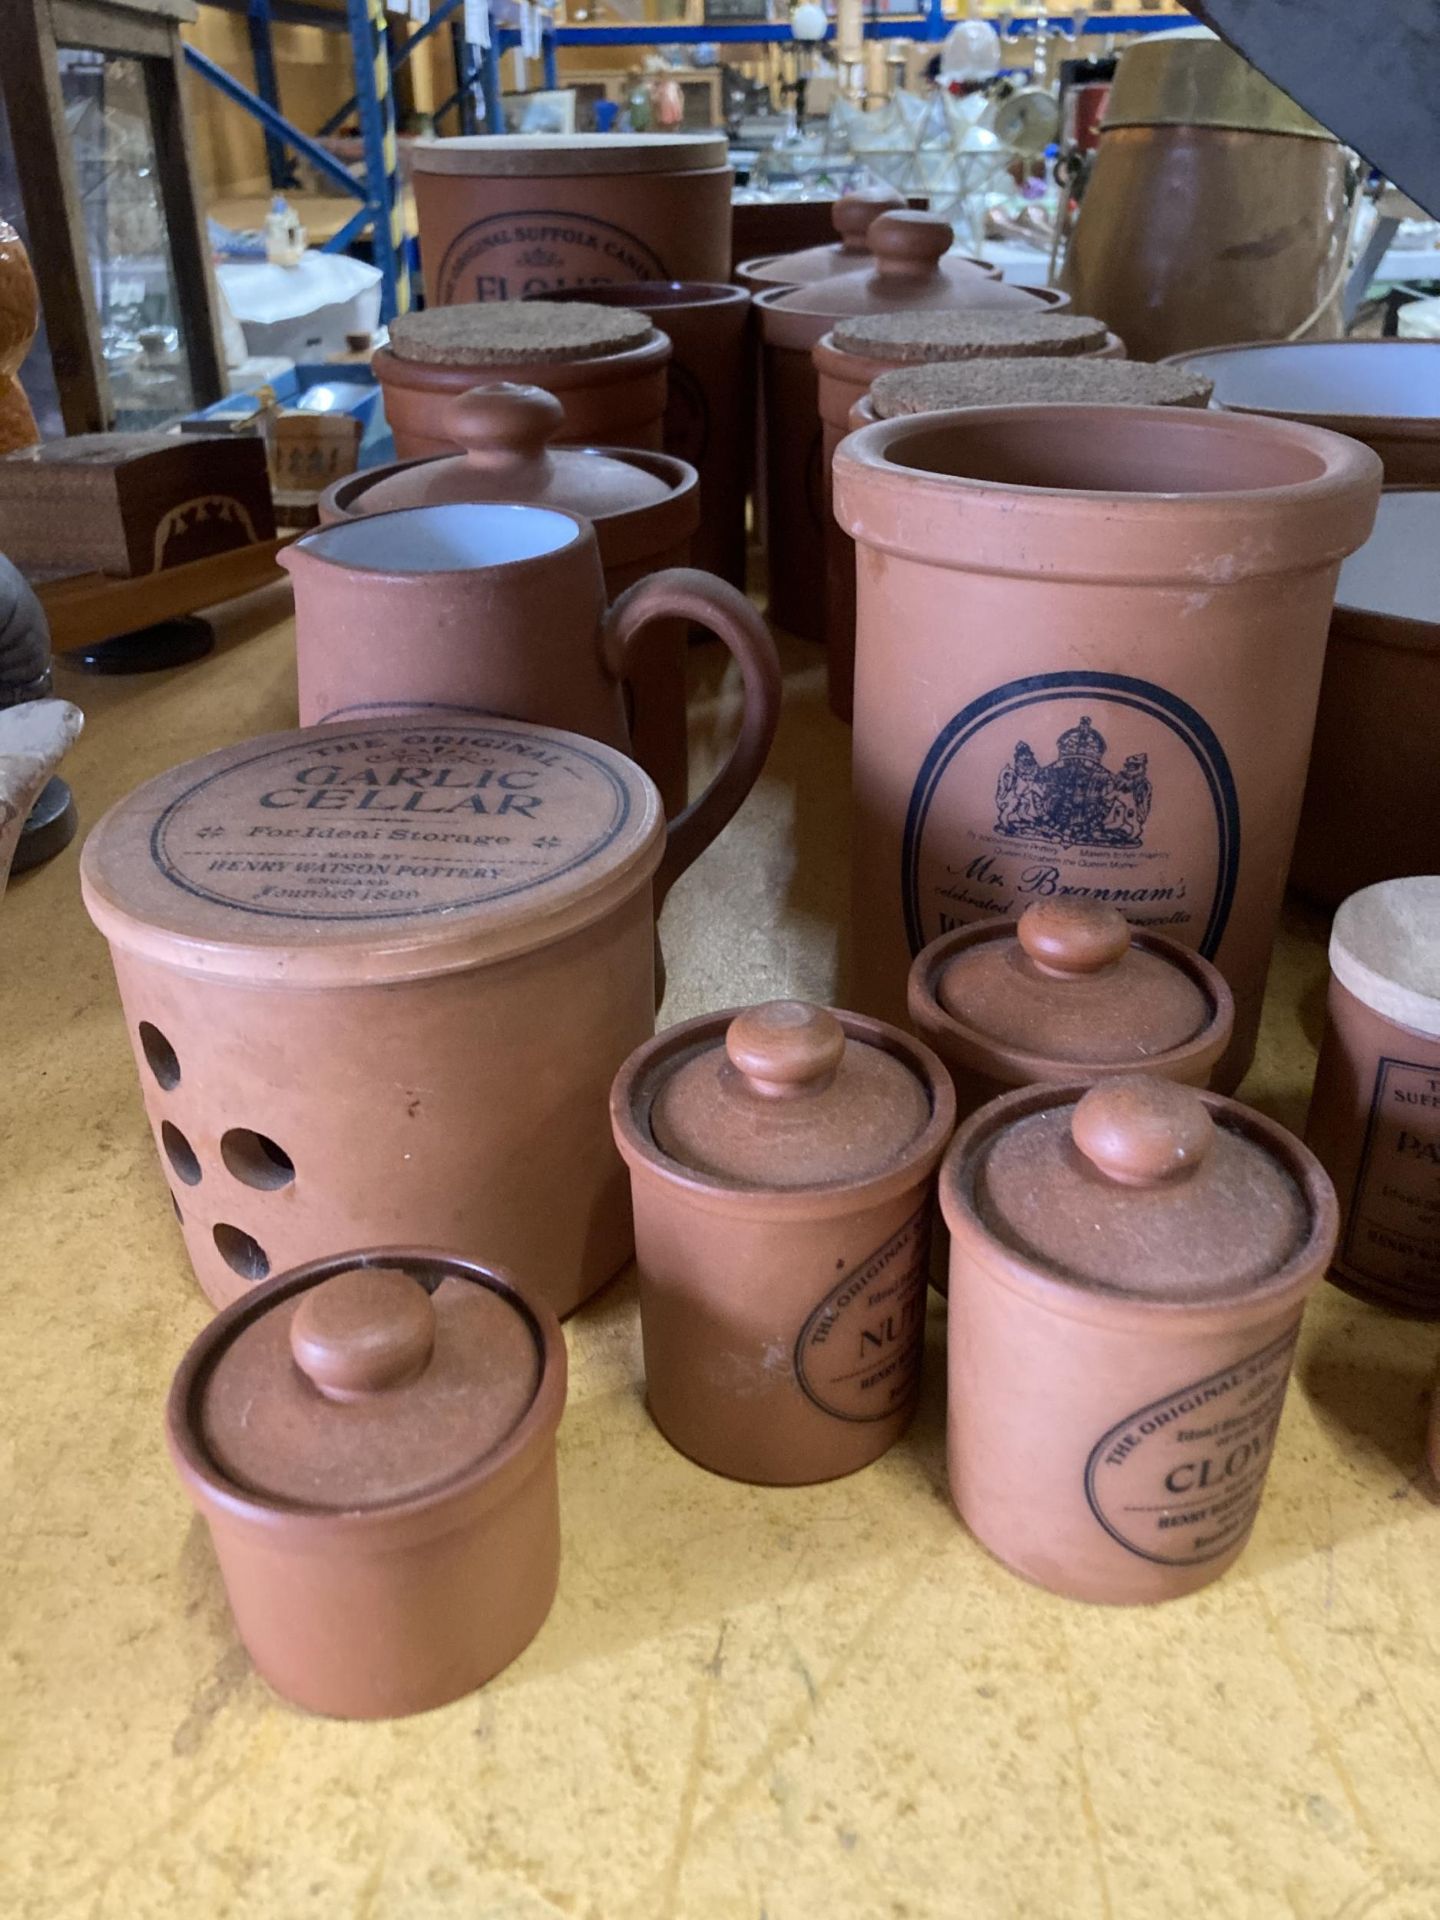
[1305,877,1440,1317]
[735,186,908,293]
[612,1000,954,1485]
[756,211,1066,642]
[317,384,702,815]
[412,134,732,306]
[373,301,670,458]
[942,1076,1337,1603]
[832,403,1382,1092]
[81,715,678,1317]
[1166,340,1440,485]
[1289,489,1440,907]
[167,1250,566,1719]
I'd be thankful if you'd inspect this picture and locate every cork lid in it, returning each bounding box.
[946,1078,1323,1305]
[1330,876,1440,1039]
[834,308,1108,363]
[411,132,729,177]
[642,1001,938,1190]
[871,356,1214,418]
[80,714,664,985]
[771,212,1046,320]
[351,384,678,520]
[913,901,1232,1075]
[169,1253,563,1516]
[388,301,653,368]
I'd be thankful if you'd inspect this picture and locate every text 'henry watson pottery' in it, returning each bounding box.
[611,1000,954,1485]
[280,502,780,842]
[82,715,712,1316]
[942,1076,1337,1603]
[317,383,702,816]
[374,301,670,459]
[1289,488,1440,908]
[1305,876,1440,1318]
[167,1250,565,1718]
[410,133,733,306]
[833,403,1382,1092]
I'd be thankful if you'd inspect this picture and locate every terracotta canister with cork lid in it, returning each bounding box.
[373,301,670,459]
[80,714,710,1317]
[166,1249,566,1719]
[1305,877,1440,1317]
[941,1076,1337,1603]
[909,899,1233,1121]
[855,356,1214,429]
[317,384,704,815]
[735,186,911,293]
[755,212,1066,642]
[411,133,732,307]
[611,1001,955,1485]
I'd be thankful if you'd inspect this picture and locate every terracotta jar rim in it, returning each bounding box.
[908,917,1233,1087]
[1162,337,1440,430]
[166,1248,568,1553]
[287,499,590,585]
[833,403,1383,584]
[939,1081,1338,1336]
[611,1007,956,1219]
[373,335,670,393]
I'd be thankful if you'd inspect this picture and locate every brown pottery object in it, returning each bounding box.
[909,898,1233,1120]
[374,301,670,459]
[833,403,1382,1092]
[167,1249,565,1718]
[412,134,732,306]
[82,714,718,1315]
[611,1000,955,1485]
[1305,877,1440,1317]
[281,501,779,835]
[815,310,1123,721]
[756,212,1065,642]
[856,356,1213,426]
[525,283,753,590]
[1290,489,1440,908]
[942,1075,1337,1603]
[318,384,701,814]
[735,187,910,293]
[1163,341,1440,485]
[0,220,40,455]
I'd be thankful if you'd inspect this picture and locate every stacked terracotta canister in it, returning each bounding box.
[72,128,1440,1722]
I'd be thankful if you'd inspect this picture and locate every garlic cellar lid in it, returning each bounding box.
[80,715,665,985]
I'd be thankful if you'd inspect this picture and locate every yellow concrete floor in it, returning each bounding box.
[4,591,1440,1919]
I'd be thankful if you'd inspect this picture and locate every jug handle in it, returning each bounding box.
[601,569,781,908]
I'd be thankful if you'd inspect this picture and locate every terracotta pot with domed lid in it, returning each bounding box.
[941,1075,1337,1603]
[755,211,1068,641]
[736,186,918,293]
[611,999,955,1485]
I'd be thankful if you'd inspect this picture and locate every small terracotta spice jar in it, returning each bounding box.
[942,1075,1337,1603]
[611,1000,955,1485]
[373,301,670,459]
[318,384,702,815]
[166,1249,566,1719]
[735,185,910,293]
[909,899,1233,1121]
[81,714,684,1316]
[1305,877,1440,1317]
[411,133,733,306]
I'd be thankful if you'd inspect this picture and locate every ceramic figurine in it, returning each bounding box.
[0,220,40,456]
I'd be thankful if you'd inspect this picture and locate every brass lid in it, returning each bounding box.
[1102,32,1335,140]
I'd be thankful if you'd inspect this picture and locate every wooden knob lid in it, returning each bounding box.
[445,382,563,473]
[725,1000,846,1099]
[1071,1077,1215,1189]
[832,188,905,249]
[1017,900,1131,978]
[869,210,953,277]
[290,1266,436,1402]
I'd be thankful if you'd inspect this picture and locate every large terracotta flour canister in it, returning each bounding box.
[412,134,732,306]
[374,302,670,458]
[317,384,705,814]
[756,211,1062,641]
[1305,878,1440,1317]
[611,1001,954,1485]
[942,1076,1337,1602]
[735,186,908,293]
[167,1250,566,1718]
[833,403,1382,1091]
[82,715,709,1316]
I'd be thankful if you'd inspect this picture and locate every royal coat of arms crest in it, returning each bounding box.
[994,715,1152,848]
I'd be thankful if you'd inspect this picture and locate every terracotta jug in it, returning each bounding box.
[941,1075,1337,1603]
[319,383,701,815]
[281,502,780,848]
[0,220,40,456]
[735,186,910,293]
[833,403,1382,1091]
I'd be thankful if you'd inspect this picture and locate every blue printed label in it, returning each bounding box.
[435,209,667,304]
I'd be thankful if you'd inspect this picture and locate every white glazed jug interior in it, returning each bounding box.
[1335,492,1440,621]
[1196,342,1440,420]
[300,502,583,573]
